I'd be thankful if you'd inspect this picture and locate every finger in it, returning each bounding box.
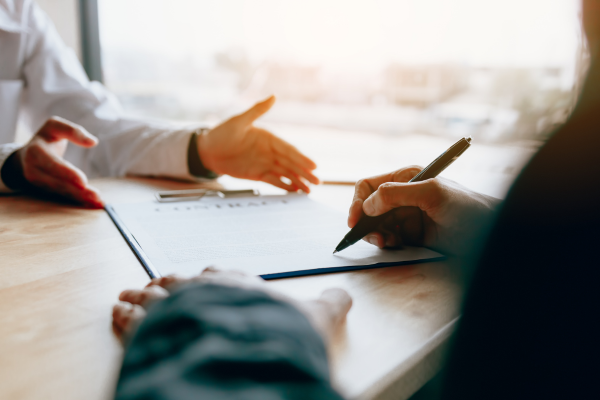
[83,185,104,208]
[270,134,317,171]
[26,144,88,189]
[352,165,424,209]
[383,206,424,246]
[362,179,442,217]
[38,116,98,147]
[379,227,399,248]
[27,167,104,208]
[276,156,320,185]
[235,96,276,125]
[197,267,263,285]
[261,172,297,192]
[191,267,268,294]
[146,275,188,292]
[348,198,365,228]
[201,266,220,274]
[318,288,353,323]
[349,177,382,227]
[272,165,310,193]
[199,266,251,278]
[363,233,384,248]
[385,234,399,248]
[112,303,147,340]
[119,286,169,309]
[304,288,353,341]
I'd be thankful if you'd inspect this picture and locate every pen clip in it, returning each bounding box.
[155,189,260,203]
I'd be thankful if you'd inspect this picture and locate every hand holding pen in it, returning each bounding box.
[337,137,502,256]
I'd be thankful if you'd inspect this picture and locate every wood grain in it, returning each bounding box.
[0,177,462,400]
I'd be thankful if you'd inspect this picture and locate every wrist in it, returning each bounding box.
[188,129,219,179]
[196,129,218,174]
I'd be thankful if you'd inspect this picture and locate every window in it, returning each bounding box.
[98,0,582,197]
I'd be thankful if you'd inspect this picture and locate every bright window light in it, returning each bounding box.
[99,0,582,197]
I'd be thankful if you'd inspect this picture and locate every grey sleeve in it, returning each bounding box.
[115,283,344,400]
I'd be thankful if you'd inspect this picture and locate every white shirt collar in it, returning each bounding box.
[0,3,27,33]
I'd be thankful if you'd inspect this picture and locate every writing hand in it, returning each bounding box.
[15,116,104,208]
[197,96,319,193]
[348,166,499,256]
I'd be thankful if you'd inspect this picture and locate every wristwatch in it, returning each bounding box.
[187,128,219,179]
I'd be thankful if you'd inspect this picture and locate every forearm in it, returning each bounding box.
[115,283,343,400]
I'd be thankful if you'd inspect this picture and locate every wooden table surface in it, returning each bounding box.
[0,177,462,400]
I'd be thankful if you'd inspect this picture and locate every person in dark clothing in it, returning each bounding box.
[112,268,351,400]
[113,2,600,399]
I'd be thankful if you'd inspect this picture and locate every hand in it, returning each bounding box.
[348,166,500,256]
[15,116,103,208]
[113,267,352,345]
[198,96,320,193]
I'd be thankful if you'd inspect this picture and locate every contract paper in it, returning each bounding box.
[106,194,444,279]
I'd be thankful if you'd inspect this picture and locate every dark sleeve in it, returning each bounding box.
[438,66,600,400]
[0,150,28,191]
[187,131,219,179]
[115,283,344,400]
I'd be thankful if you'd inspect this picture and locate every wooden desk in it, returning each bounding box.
[0,178,462,400]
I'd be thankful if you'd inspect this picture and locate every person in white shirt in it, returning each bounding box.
[0,0,319,208]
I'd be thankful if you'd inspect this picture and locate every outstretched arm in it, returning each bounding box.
[19,2,318,193]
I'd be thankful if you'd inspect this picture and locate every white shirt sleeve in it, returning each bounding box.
[18,1,198,181]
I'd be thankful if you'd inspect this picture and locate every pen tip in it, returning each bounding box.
[333,250,338,254]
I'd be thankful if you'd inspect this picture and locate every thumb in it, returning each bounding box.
[317,288,353,324]
[38,116,98,148]
[236,95,275,125]
[298,288,352,343]
[362,180,437,216]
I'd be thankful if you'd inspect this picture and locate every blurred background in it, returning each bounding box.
[41,0,586,197]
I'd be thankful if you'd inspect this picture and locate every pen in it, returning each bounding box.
[333,136,472,254]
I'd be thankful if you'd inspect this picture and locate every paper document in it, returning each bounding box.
[106,194,444,279]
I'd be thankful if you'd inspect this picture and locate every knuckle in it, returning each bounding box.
[354,178,373,197]
[159,276,173,285]
[426,178,443,194]
[29,142,44,154]
[46,116,60,126]
[138,291,150,303]
[47,116,75,132]
[377,182,397,203]
[23,146,42,164]
[350,198,362,210]
[159,275,177,287]
[424,179,445,202]
[355,178,366,190]
[393,165,422,181]
[375,183,394,204]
